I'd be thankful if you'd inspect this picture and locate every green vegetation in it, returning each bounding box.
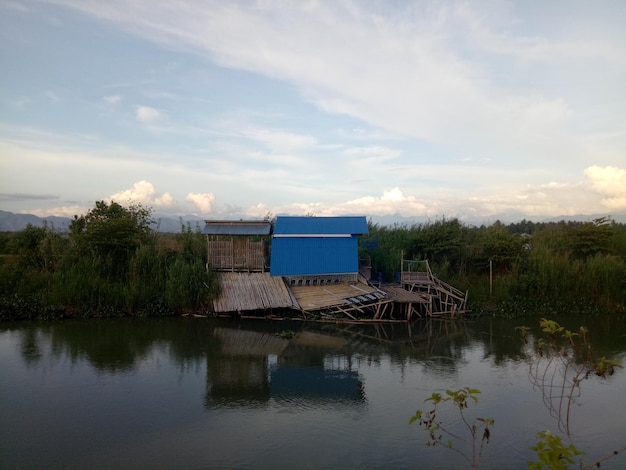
[521,318,624,469]
[2,209,625,321]
[0,201,218,320]
[412,320,624,469]
[410,387,493,469]
[363,217,626,315]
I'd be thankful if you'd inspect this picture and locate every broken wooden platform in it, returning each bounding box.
[213,272,296,314]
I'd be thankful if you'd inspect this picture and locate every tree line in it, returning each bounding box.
[1,201,625,320]
[363,216,626,315]
[0,201,218,320]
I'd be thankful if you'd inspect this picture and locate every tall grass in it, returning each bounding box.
[365,218,626,314]
[0,220,220,320]
[2,216,625,320]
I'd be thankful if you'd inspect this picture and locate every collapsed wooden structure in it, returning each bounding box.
[204,217,468,321]
[288,276,390,320]
[397,259,468,317]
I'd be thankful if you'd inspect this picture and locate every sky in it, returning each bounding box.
[1,0,625,224]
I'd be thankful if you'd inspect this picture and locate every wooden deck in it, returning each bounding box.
[209,262,467,320]
[289,281,390,320]
[377,284,432,320]
[213,272,295,313]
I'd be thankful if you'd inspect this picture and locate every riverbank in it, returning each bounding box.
[2,292,622,322]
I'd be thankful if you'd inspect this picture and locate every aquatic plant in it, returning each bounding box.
[412,319,625,469]
[410,387,493,470]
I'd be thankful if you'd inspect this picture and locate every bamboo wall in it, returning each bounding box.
[208,239,266,271]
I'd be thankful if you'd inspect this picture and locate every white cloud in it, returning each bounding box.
[110,180,174,208]
[4,2,626,224]
[44,1,626,169]
[29,205,86,218]
[186,192,216,214]
[584,165,626,211]
[254,187,429,218]
[135,106,161,123]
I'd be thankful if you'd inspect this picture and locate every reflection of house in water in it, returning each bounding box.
[206,328,288,408]
[269,367,364,403]
[205,328,366,409]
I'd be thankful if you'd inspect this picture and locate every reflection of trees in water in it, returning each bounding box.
[520,320,623,438]
[300,319,471,372]
[18,326,43,366]
[474,317,527,365]
[10,319,215,373]
[9,315,626,424]
[8,317,527,377]
[519,318,626,468]
[517,318,626,469]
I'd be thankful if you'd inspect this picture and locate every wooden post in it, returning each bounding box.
[489,259,493,298]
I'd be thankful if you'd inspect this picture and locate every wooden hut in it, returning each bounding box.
[204,219,298,316]
[203,219,271,272]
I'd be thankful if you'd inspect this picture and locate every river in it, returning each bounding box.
[1,314,625,469]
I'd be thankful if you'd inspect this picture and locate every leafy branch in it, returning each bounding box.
[518,319,624,469]
[410,387,493,469]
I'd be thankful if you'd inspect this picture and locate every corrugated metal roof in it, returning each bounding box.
[273,216,368,235]
[270,237,359,276]
[203,220,271,236]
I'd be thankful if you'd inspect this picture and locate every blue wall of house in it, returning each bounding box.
[270,236,359,276]
[269,216,367,277]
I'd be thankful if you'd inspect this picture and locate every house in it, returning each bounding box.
[269,216,389,318]
[269,216,368,280]
[204,216,466,320]
[203,219,271,272]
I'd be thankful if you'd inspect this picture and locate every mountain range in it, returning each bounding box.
[2,209,625,233]
[0,210,206,233]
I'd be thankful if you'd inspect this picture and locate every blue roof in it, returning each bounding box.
[273,216,368,235]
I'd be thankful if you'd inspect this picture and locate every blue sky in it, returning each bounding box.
[1,0,625,223]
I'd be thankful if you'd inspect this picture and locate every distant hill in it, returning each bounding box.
[1,209,624,232]
[0,210,207,233]
[0,210,72,232]
[368,211,626,227]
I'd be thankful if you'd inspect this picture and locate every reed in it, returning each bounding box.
[364,217,626,314]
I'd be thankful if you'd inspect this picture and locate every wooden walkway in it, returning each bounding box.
[213,272,295,313]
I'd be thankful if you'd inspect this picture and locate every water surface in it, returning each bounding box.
[1,315,625,469]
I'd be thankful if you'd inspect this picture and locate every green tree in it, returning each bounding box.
[480,223,525,272]
[69,201,155,279]
[8,223,63,271]
[565,217,612,260]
